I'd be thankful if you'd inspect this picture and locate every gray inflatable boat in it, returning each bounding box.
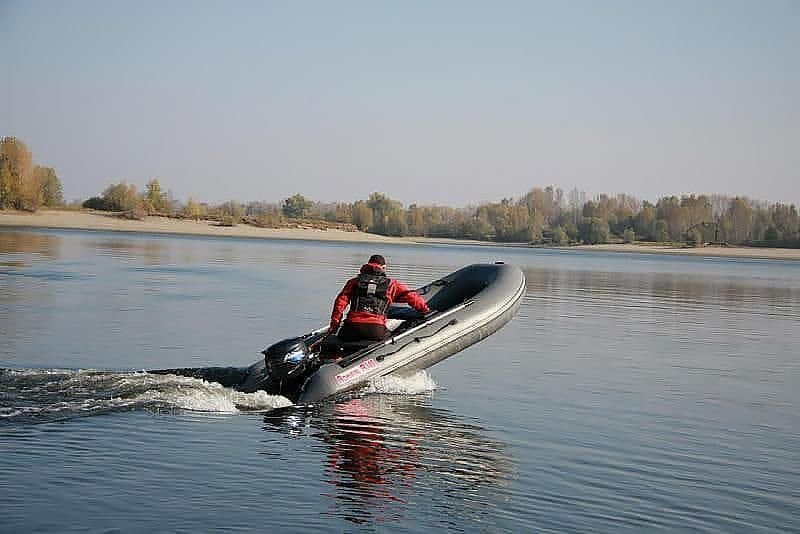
[151,262,525,403]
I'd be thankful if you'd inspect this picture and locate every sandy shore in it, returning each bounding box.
[569,242,800,261]
[0,209,403,244]
[2,209,799,260]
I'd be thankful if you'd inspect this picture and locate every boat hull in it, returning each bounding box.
[299,263,525,403]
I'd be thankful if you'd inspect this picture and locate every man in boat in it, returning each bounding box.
[329,254,430,342]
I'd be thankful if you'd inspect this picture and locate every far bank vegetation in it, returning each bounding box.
[0,137,63,211]
[3,136,799,248]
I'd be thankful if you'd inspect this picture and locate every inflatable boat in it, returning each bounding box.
[150,262,525,403]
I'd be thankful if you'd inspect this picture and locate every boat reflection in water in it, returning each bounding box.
[263,394,513,526]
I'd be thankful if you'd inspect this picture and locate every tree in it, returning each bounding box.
[184,197,202,220]
[97,181,145,219]
[681,194,712,229]
[551,225,568,245]
[255,205,283,228]
[634,202,656,240]
[771,203,798,240]
[366,192,407,236]
[725,197,753,243]
[567,188,586,225]
[83,196,110,210]
[623,228,635,244]
[385,209,408,236]
[366,192,394,234]
[521,186,563,228]
[0,162,13,209]
[351,201,373,231]
[144,178,167,214]
[656,196,688,241]
[578,217,610,244]
[0,137,34,210]
[217,200,243,226]
[653,219,670,242]
[407,204,426,236]
[686,228,703,247]
[763,225,780,241]
[333,203,353,225]
[460,210,493,240]
[563,220,578,241]
[34,166,63,207]
[282,194,313,219]
[102,182,140,212]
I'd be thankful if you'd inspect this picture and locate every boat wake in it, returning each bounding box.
[0,368,292,424]
[0,368,437,424]
[363,371,438,395]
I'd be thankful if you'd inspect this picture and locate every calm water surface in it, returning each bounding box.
[1,228,798,532]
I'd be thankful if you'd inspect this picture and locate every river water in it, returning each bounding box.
[1,228,798,532]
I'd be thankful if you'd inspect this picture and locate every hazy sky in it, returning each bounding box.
[2,0,798,206]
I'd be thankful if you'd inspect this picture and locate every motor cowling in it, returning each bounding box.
[261,337,312,380]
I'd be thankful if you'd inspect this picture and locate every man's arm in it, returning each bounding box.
[330,278,356,331]
[391,280,430,314]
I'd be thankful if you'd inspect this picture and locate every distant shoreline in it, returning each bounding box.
[2,209,799,261]
[567,242,800,261]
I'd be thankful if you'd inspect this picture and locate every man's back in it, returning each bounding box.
[329,255,429,342]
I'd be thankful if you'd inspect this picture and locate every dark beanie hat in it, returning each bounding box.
[368,254,386,266]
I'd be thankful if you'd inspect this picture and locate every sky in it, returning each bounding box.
[1,0,798,207]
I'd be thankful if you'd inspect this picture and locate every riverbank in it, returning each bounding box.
[2,209,799,260]
[0,209,403,244]
[570,242,800,261]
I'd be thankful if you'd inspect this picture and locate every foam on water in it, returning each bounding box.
[363,370,438,395]
[0,366,440,424]
[0,368,292,423]
[135,377,292,413]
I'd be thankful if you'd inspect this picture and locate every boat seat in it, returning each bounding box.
[320,336,376,357]
[386,305,426,321]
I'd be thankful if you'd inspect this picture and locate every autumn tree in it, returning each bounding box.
[256,205,283,227]
[634,202,656,240]
[551,225,568,245]
[367,192,407,236]
[723,197,753,243]
[0,137,34,210]
[771,203,798,240]
[653,219,670,242]
[282,193,313,219]
[578,217,610,244]
[686,227,703,247]
[351,201,373,230]
[407,204,425,236]
[216,200,243,226]
[143,178,167,214]
[102,182,141,212]
[333,203,353,225]
[623,228,635,243]
[656,196,688,241]
[763,225,780,241]
[34,166,63,207]
[681,195,712,229]
[184,197,203,220]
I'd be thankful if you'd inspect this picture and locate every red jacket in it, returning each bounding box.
[329,262,430,330]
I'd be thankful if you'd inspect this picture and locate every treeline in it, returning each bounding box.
[83,179,172,221]
[83,181,295,227]
[321,190,799,247]
[4,136,799,247]
[0,137,63,210]
[83,180,800,247]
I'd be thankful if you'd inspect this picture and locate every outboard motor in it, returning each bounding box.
[260,337,317,398]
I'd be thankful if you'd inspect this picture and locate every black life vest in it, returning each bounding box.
[352,272,390,315]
